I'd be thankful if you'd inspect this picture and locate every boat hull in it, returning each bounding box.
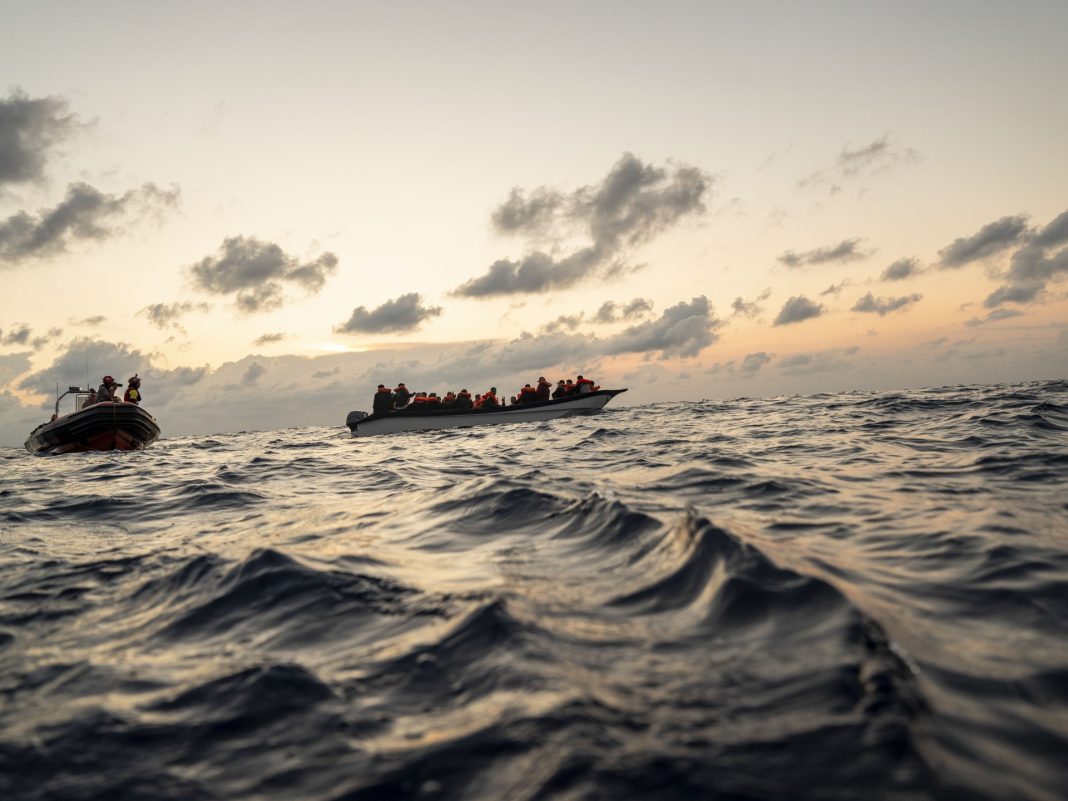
[347,388,627,437]
[24,402,161,455]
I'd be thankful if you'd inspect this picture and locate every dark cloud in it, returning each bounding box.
[541,313,584,334]
[740,351,772,374]
[189,236,338,313]
[242,362,266,385]
[983,210,1068,307]
[965,308,1024,327]
[851,291,922,316]
[139,301,209,330]
[798,136,919,193]
[0,88,77,186]
[0,182,180,265]
[778,346,860,375]
[773,296,824,326]
[778,239,868,269]
[881,257,919,281]
[938,215,1029,268]
[69,315,106,327]
[604,296,721,359]
[0,352,32,385]
[593,297,655,324]
[312,366,340,380]
[335,292,442,335]
[30,327,63,350]
[169,366,207,385]
[820,279,852,297]
[454,153,712,297]
[491,187,565,234]
[731,288,771,317]
[253,332,287,346]
[18,338,149,397]
[2,323,31,345]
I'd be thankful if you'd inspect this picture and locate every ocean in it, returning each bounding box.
[1,380,1066,801]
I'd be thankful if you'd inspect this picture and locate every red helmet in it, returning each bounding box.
[102,375,114,384]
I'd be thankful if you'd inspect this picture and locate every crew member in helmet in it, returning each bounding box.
[124,375,143,404]
[97,375,121,402]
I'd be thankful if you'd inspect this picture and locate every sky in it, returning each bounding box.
[1,1,1066,445]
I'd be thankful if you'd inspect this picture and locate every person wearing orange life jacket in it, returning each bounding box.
[411,392,430,406]
[372,384,393,415]
[392,383,411,409]
[518,383,537,404]
[574,375,596,394]
[442,391,457,408]
[473,393,483,407]
[454,389,473,410]
[535,376,552,401]
[123,375,143,404]
[480,387,500,408]
[426,392,443,409]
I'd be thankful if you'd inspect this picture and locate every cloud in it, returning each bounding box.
[0,88,77,186]
[798,136,919,193]
[820,279,852,296]
[851,291,922,316]
[983,210,1068,307]
[603,296,722,359]
[593,297,654,324]
[920,337,947,349]
[188,236,338,314]
[0,182,180,265]
[0,352,32,385]
[938,215,1029,268]
[454,153,712,297]
[778,346,860,375]
[773,296,824,326]
[965,308,1024,327]
[139,301,210,330]
[731,288,771,317]
[2,323,31,345]
[242,362,266,385]
[881,257,920,281]
[541,313,585,334]
[778,239,868,268]
[739,351,772,375]
[253,332,287,346]
[335,292,442,335]
[30,327,63,350]
[312,366,340,380]
[69,315,106,327]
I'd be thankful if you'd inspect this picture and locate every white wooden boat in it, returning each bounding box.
[346,389,627,437]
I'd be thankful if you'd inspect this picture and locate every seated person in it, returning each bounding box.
[426,392,443,409]
[480,387,500,408]
[552,380,568,399]
[454,389,473,410]
[518,383,537,404]
[442,391,456,408]
[575,375,595,394]
[372,384,393,415]
[393,382,412,409]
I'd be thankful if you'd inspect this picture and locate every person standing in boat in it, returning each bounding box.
[372,384,393,415]
[123,375,143,405]
[97,375,121,402]
[535,376,552,401]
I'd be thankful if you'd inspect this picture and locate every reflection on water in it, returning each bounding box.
[1,379,1066,800]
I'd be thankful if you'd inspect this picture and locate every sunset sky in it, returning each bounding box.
[1,1,1066,444]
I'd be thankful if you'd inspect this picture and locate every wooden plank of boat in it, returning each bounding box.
[347,388,627,437]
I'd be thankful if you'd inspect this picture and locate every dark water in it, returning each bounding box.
[2,380,1067,801]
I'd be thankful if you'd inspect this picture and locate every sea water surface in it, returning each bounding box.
[1,380,1067,801]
